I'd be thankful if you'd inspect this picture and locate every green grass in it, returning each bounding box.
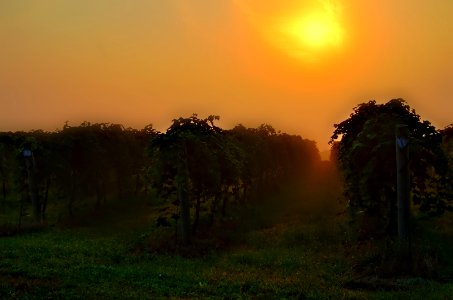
[2,224,452,299]
[1,183,453,299]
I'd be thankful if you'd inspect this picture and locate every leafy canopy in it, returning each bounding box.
[330,99,451,235]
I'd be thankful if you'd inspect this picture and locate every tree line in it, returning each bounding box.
[0,115,321,242]
[0,122,157,226]
[2,99,450,244]
[150,115,320,244]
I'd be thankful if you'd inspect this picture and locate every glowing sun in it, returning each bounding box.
[299,14,340,47]
[234,0,345,63]
[281,8,343,60]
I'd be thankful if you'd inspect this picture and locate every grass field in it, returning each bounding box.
[1,180,453,299]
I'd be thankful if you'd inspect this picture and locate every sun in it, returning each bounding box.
[234,0,345,63]
[300,14,339,47]
[281,8,343,60]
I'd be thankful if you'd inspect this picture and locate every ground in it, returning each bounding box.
[1,175,452,299]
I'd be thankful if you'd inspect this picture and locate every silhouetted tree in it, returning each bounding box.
[151,114,222,244]
[330,99,452,238]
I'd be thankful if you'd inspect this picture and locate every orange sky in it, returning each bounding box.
[1,1,452,150]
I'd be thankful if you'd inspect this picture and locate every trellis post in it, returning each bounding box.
[396,124,410,239]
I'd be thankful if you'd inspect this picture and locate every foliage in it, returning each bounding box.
[0,113,321,245]
[149,115,321,244]
[330,99,452,237]
[0,123,157,225]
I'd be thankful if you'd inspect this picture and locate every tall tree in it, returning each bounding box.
[330,99,452,238]
[151,114,222,244]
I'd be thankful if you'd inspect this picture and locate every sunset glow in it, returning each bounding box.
[301,16,336,47]
[279,10,343,60]
[281,1,343,61]
[299,14,341,48]
[1,1,452,151]
[235,0,344,62]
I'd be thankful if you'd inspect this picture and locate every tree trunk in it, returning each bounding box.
[192,192,201,235]
[101,181,106,206]
[94,179,106,212]
[117,177,123,202]
[25,157,41,223]
[95,183,101,211]
[178,173,190,245]
[18,191,27,229]
[144,184,148,196]
[41,177,50,222]
[69,171,77,217]
[209,193,220,227]
[134,174,141,197]
[178,142,191,245]
[221,193,228,218]
[2,179,6,203]
[396,125,410,239]
[242,183,249,205]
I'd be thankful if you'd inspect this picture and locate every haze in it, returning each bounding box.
[1,0,452,150]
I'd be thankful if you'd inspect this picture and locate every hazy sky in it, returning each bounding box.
[1,1,452,150]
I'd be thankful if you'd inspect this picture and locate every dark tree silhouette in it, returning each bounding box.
[330,99,452,238]
[0,115,322,240]
[151,114,222,244]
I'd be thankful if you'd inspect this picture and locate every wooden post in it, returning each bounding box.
[24,149,41,223]
[396,125,410,239]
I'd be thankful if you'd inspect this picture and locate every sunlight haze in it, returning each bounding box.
[1,0,452,150]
